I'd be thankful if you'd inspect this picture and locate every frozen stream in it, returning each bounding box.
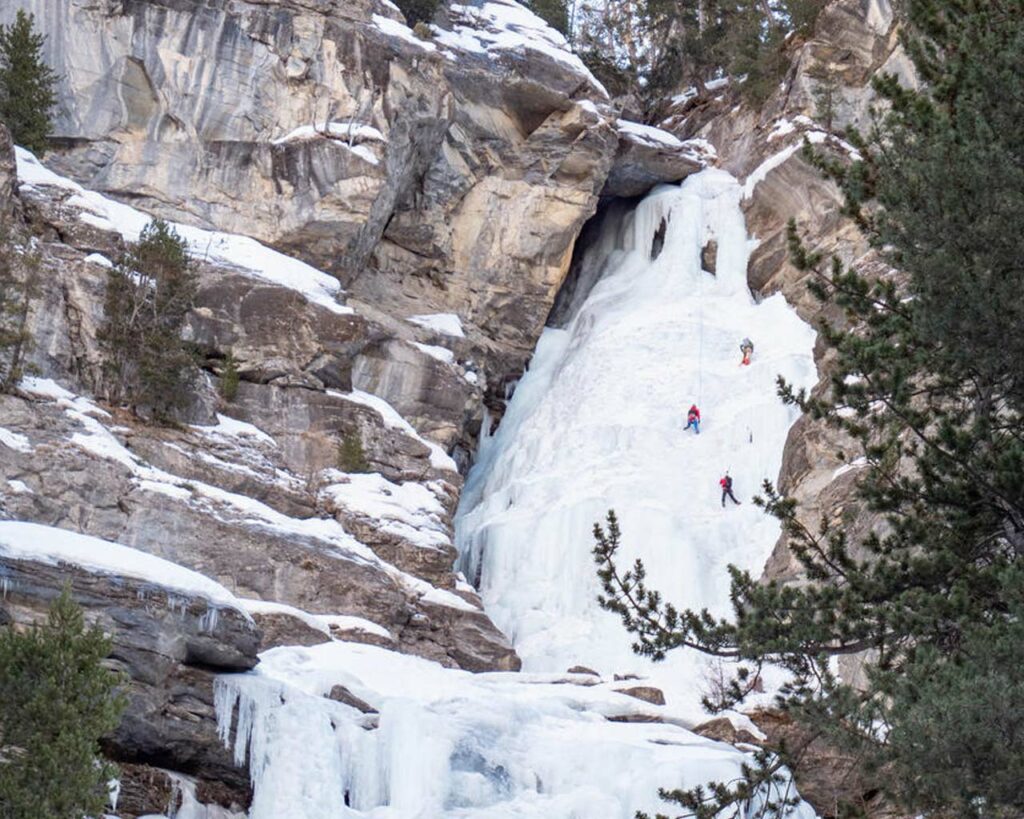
[209,169,819,819]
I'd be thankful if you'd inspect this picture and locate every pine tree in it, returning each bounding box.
[0,588,125,819]
[99,219,198,420]
[394,0,440,27]
[526,0,571,35]
[593,1,1024,816]
[0,10,58,156]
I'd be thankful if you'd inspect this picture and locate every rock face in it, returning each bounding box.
[0,0,625,393]
[0,526,259,808]
[0,124,15,217]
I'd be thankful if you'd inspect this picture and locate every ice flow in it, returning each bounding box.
[456,168,819,719]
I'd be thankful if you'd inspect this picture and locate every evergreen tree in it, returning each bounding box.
[394,0,440,27]
[99,219,198,420]
[593,1,1024,816]
[0,588,125,819]
[575,0,824,111]
[527,0,571,36]
[0,10,58,156]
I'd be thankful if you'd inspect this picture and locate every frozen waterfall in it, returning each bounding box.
[455,168,819,719]
[209,168,819,819]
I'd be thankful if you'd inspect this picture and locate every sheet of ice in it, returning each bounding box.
[412,341,456,365]
[15,148,352,316]
[456,170,819,722]
[0,427,31,453]
[338,389,458,473]
[406,312,465,338]
[0,521,247,612]
[214,641,816,819]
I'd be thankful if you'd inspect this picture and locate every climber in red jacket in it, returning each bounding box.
[684,404,701,434]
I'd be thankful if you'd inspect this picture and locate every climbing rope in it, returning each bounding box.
[697,236,706,407]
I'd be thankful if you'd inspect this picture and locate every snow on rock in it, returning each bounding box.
[272,122,386,145]
[745,123,862,198]
[338,389,458,473]
[456,169,819,722]
[0,427,31,453]
[83,252,114,268]
[271,122,386,165]
[0,521,248,613]
[406,312,465,338]
[192,413,275,446]
[321,473,451,551]
[20,381,472,615]
[412,341,456,365]
[239,599,393,642]
[17,375,75,401]
[372,13,438,52]
[213,641,816,819]
[435,0,607,97]
[15,147,353,316]
[5,479,32,495]
[617,120,686,149]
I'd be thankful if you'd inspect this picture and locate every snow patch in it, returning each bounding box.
[0,521,248,613]
[0,427,31,453]
[5,479,32,494]
[412,341,456,365]
[15,147,353,316]
[338,389,458,473]
[321,473,451,550]
[83,252,114,268]
[406,312,465,338]
[373,13,438,51]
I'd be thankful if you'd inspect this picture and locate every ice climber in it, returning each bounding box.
[740,337,754,366]
[685,404,701,434]
[720,473,740,507]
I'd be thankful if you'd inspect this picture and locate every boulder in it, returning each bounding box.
[615,686,666,706]
[602,123,710,198]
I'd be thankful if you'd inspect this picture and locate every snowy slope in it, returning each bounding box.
[456,169,819,721]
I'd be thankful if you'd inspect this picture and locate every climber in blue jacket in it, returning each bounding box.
[684,404,700,434]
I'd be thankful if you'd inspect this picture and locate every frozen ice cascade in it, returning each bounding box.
[211,169,820,818]
[455,168,819,714]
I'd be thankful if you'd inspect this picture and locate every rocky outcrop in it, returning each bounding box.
[602,122,713,198]
[0,523,258,807]
[0,0,625,397]
[2,142,518,675]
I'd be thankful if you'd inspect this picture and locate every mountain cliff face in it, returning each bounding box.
[0,0,908,814]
